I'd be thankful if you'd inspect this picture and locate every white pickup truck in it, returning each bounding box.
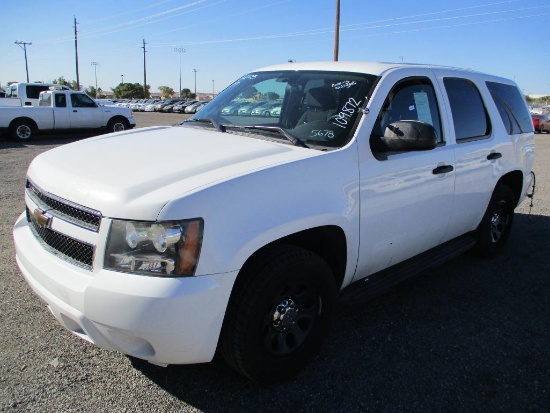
[0,88,135,141]
[0,82,70,107]
[14,62,535,383]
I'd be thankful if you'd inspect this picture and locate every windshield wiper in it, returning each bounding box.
[239,125,309,148]
[184,118,225,132]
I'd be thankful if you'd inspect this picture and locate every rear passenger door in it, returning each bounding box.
[434,72,507,241]
[355,69,456,278]
[52,93,71,129]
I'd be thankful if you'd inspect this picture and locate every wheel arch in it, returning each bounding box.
[107,115,129,129]
[9,117,38,131]
[496,170,523,206]
[238,225,348,291]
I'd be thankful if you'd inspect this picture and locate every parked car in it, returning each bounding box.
[270,105,282,117]
[184,101,208,114]
[533,114,550,133]
[221,101,248,115]
[237,101,265,116]
[14,61,535,384]
[157,99,182,112]
[173,100,197,113]
[160,98,182,113]
[251,101,281,117]
[144,100,160,112]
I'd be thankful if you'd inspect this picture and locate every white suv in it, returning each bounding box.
[14,62,535,383]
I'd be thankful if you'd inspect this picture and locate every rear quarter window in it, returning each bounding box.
[486,81,533,134]
[26,85,51,100]
[443,78,490,141]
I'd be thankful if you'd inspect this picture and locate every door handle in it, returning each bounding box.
[487,152,502,160]
[432,165,454,175]
[73,110,77,112]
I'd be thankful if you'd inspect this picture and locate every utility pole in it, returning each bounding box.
[142,39,148,98]
[15,41,32,82]
[91,62,99,98]
[333,0,340,61]
[193,69,198,95]
[174,48,185,97]
[74,16,80,90]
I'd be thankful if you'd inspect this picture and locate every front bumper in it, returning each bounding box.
[13,212,237,365]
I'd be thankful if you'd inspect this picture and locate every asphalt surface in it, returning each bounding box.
[1,113,549,412]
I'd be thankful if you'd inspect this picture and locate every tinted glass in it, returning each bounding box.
[372,77,443,143]
[486,81,533,134]
[444,78,490,140]
[55,93,67,108]
[26,85,51,99]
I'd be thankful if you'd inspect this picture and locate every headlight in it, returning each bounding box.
[104,218,204,277]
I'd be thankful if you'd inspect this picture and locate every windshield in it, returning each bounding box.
[188,70,377,149]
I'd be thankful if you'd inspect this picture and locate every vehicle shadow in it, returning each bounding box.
[0,131,100,149]
[131,212,550,412]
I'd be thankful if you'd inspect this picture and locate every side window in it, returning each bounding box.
[486,81,533,134]
[71,93,96,108]
[443,78,490,141]
[26,85,50,99]
[39,93,51,107]
[55,94,67,108]
[371,77,443,146]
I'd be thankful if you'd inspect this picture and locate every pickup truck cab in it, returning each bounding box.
[13,62,535,383]
[0,82,70,107]
[0,88,135,140]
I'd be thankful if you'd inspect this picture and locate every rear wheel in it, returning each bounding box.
[107,117,129,133]
[10,120,35,141]
[472,185,516,258]
[220,244,336,383]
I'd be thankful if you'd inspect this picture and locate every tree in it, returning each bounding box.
[158,86,175,99]
[85,86,105,99]
[112,83,149,99]
[52,77,79,90]
[181,88,192,99]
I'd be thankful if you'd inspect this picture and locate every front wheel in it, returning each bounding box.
[107,117,129,133]
[472,185,516,258]
[10,120,35,141]
[220,244,336,383]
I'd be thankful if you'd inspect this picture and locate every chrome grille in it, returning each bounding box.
[27,208,95,270]
[26,180,102,231]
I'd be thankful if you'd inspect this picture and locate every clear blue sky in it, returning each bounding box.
[1,0,549,95]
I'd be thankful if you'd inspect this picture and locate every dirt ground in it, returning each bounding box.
[0,115,548,412]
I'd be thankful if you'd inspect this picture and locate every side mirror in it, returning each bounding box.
[380,120,438,151]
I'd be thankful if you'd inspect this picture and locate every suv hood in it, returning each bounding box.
[27,126,317,220]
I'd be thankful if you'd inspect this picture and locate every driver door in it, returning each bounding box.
[69,93,103,128]
[355,70,456,279]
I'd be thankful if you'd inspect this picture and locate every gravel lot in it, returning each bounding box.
[1,113,549,412]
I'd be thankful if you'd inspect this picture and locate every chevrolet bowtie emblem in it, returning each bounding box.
[33,208,52,229]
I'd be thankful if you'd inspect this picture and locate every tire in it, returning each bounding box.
[220,244,336,383]
[107,117,129,133]
[264,111,271,117]
[10,119,35,141]
[472,185,516,258]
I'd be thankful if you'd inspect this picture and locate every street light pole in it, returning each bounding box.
[193,69,198,96]
[91,61,99,98]
[174,48,185,97]
[212,80,215,98]
[121,74,124,84]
